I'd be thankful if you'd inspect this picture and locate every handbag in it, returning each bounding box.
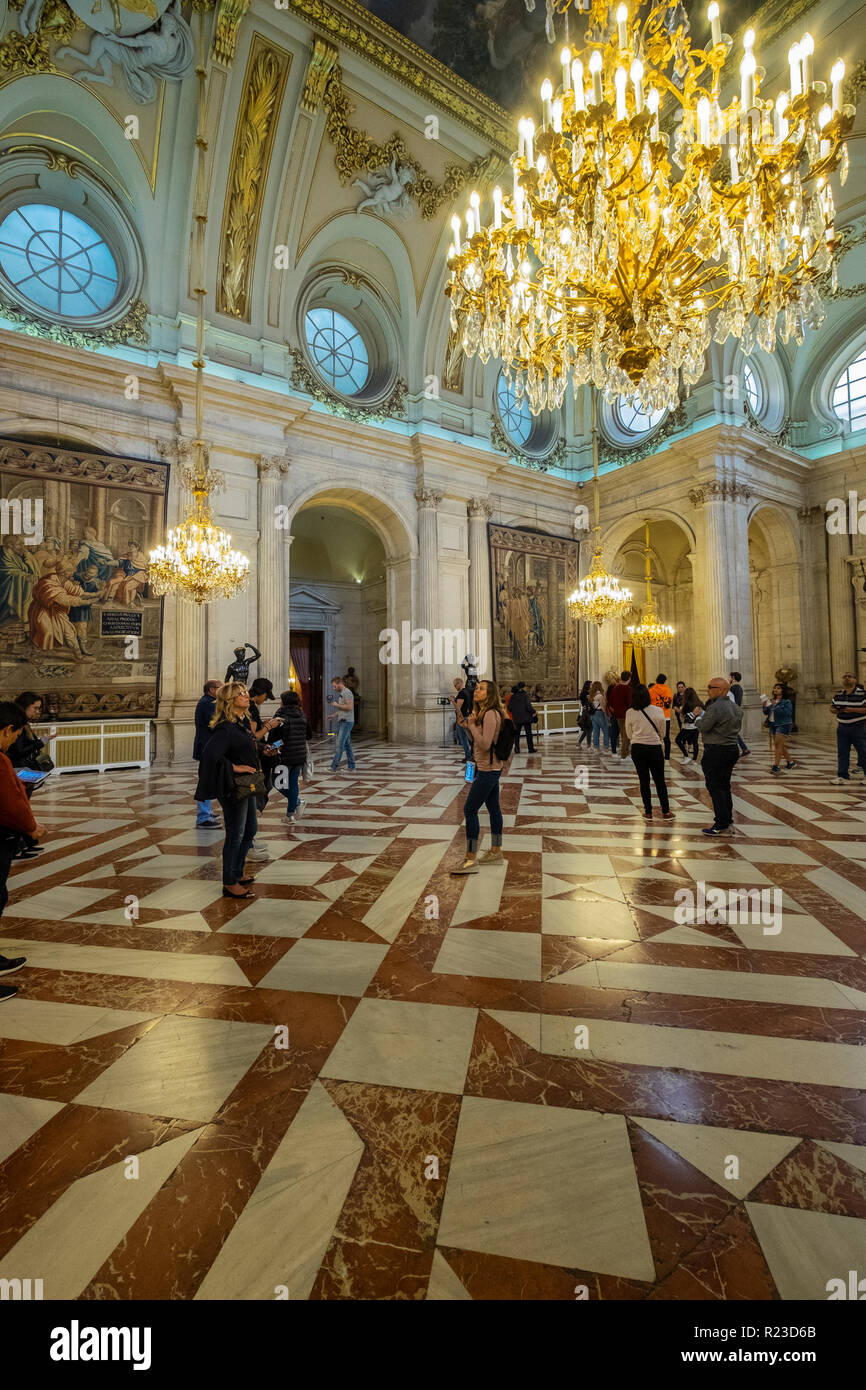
[302,743,315,783]
[34,750,54,773]
[231,769,266,803]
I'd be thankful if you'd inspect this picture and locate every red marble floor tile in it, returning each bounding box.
[748,1138,866,1218]
[627,1120,737,1281]
[310,1080,462,1300]
[647,1207,778,1301]
[0,1019,159,1104]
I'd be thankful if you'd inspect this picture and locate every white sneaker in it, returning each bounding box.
[294,799,306,819]
[246,844,270,862]
[830,777,851,786]
[285,813,295,824]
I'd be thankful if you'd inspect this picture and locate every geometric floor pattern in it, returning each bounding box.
[1,734,865,1300]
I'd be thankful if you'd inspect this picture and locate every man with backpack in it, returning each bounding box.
[451,679,515,875]
[509,681,536,753]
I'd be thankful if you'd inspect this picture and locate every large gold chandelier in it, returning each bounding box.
[148,10,250,606]
[626,518,675,647]
[446,0,854,413]
[568,391,632,624]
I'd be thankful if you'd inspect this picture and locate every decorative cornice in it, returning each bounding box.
[289,0,513,153]
[0,438,167,491]
[287,346,407,424]
[688,481,752,506]
[415,487,443,510]
[744,403,793,448]
[490,415,566,473]
[217,36,292,321]
[300,34,339,112]
[468,497,494,520]
[0,294,149,350]
[321,64,496,220]
[599,403,687,470]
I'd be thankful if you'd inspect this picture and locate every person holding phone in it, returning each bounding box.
[9,691,54,859]
[452,679,513,875]
[763,682,796,774]
[194,682,262,898]
[269,689,312,822]
[0,699,46,1000]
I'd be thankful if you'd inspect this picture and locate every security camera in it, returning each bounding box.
[578,481,584,489]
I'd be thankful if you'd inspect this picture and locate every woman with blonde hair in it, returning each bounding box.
[194,681,263,898]
[451,678,514,875]
[589,680,610,750]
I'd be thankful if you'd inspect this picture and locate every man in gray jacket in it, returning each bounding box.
[696,676,743,837]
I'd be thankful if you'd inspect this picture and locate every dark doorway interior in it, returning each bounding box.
[290,631,324,735]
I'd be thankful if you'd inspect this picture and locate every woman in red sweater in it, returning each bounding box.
[0,700,45,1001]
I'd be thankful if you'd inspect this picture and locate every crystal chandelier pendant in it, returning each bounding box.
[446,1,856,414]
[149,471,250,607]
[568,546,632,625]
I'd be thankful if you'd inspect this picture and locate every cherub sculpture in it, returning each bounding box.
[354,157,415,220]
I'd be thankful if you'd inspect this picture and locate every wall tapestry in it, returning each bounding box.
[488,523,579,699]
[0,438,167,718]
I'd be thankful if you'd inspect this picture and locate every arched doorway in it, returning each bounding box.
[287,486,417,742]
[597,514,696,685]
[747,506,803,709]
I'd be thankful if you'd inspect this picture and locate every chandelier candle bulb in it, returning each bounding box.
[741,52,756,111]
[572,58,585,109]
[631,59,644,113]
[561,46,572,92]
[541,78,553,129]
[647,86,660,139]
[525,118,534,167]
[789,44,802,97]
[615,66,628,121]
[517,119,526,161]
[616,4,628,51]
[552,98,563,133]
[493,186,503,230]
[801,33,814,89]
[708,1,721,47]
[775,93,789,141]
[831,60,844,112]
[450,214,462,249]
[697,95,711,145]
[589,50,603,104]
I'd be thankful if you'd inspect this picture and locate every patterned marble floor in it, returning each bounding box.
[1,734,865,1301]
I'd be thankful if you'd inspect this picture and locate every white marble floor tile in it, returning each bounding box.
[541,853,615,876]
[324,836,395,854]
[540,1014,864,1088]
[2,936,250,987]
[558,959,856,1009]
[632,1117,800,1199]
[451,860,508,926]
[426,1250,472,1300]
[746,1204,866,1301]
[806,865,866,918]
[728,915,856,956]
[320,998,477,1094]
[0,998,159,1045]
[438,1097,655,1279]
[74,1015,273,1120]
[257,939,389,995]
[434,927,541,981]
[3,886,115,920]
[362,842,450,941]
[816,1140,866,1176]
[138,880,226,911]
[195,1080,364,1300]
[542,897,639,939]
[0,1093,66,1164]
[679,859,772,884]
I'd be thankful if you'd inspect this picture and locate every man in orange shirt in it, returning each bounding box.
[0,699,45,1001]
[649,673,674,760]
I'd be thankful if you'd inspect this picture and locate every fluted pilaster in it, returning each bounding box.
[415,487,442,693]
[257,454,291,685]
[467,496,493,676]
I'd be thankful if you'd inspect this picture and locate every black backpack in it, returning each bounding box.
[493,713,516,761]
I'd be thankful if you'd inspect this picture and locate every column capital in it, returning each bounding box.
[797,503,824,524]
[688,480,751,507]
[415,487,443,510]
[467,496,494,520]
[257,452,291,477]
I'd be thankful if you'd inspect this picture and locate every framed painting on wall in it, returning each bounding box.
[488,522,580,699]
[0,438,168,718]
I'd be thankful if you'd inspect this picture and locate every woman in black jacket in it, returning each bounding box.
[674,687,704,760]
[509,681,536,754]
[577,679,592,746]
[9,692,54,859]
[194,681,262,897]
[269,690,312,822]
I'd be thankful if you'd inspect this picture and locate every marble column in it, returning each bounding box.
[689,478,758,733]
[796,505,831,710]
[577,536,599,682]
[467,496,494,676]
[415,487,442,695]
[827,529,857,685]
[257,454,292,685]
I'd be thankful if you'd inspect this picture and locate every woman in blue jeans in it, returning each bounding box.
[451,679,513,875]
[763,683,796,774]
[270,689,312,822]
[194,681,261,898]
[589,681,610,749]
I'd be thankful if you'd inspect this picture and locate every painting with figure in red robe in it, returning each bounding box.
[0,439,168,719]
[488,523,580,699]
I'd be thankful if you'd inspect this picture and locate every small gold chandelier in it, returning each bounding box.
[626,519,675,646]
[568,392,632,624]
[446,0,855,414]
[148,10,250,607]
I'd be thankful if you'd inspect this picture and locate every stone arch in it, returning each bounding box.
[288,481,417,562]
[598,508,696,571]
[747,503,803,695]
